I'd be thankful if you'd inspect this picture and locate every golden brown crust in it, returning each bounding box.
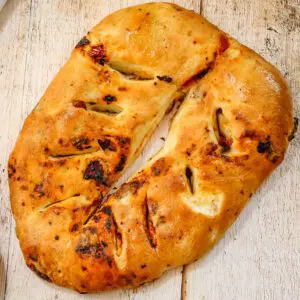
[8,3,294,293]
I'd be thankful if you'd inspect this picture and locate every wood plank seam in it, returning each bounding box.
[180,2,204,298]
[181,265,188,300]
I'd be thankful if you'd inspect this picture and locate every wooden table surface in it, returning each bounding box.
[0,0,299,299]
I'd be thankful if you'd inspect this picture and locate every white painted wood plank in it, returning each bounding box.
[184,0,300,299]
[0,0,32,299]
[3,1,198,300]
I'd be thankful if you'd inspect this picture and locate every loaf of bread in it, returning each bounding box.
[8,3,295,293]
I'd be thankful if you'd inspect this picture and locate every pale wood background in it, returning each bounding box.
[0,0,299,299]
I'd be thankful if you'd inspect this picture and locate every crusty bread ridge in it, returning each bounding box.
[8,2,295,293]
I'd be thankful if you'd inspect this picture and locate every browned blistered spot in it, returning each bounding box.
[56,159,66,166]
[70,223,79,232]
[288,117,298,141]
[76,241,108,262]
[117,136,130,147]
[98,139,117,151]
[257,140,272,153]
[93,215,100,223]
[58,138,64,145]
[186,143,196,157]
[34,183,45,197]
[86,226,97,234]
[20,185,28,191]
[42,161,53,168]
[218,136,233,153]
[223,154,249,165]
[75,245,91,255]
[72,137,91,150]
[141,276,148,281]
[29,264,51,282]
[104,271,113,281]
[98,69,111,83]
[151,158,166,176]
[151,167,161,176]
[115,154,127,172]
[271,155,280,163]
[28,254,38,262]
[101,241,108,247]
[44,147,49,153]
[105,218,111,231]
[240,129,258,139]
[118,275,133,285]
[101,206,112,215]
[75,37,90,48]
[256,138,280,163]
[73,100,87,110]
[158,215,166,225]
[84,160,107,185]
[8,164,16,178]
[204,143,218,156]
[118,87,127,91]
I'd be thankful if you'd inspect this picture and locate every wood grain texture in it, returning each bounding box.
[0,0,32,299]
[0,0,298,299]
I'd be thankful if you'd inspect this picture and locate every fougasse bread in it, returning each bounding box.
[8,2,297,293]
